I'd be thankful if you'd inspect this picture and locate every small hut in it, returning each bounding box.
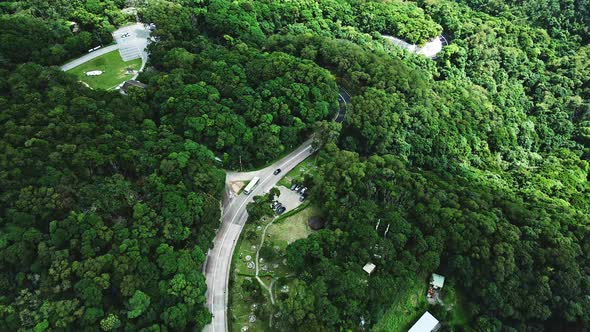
[363,263,376,275]
[307,216,325,230]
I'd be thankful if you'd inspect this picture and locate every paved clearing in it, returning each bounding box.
[276,186,302,212]
[61,23,150,83]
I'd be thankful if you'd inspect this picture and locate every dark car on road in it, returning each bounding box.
[273,168,281,175]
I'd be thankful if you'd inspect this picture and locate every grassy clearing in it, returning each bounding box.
[372,279,428,332]
[267,205,319,246]
[373,281,471,331]
[67,50,141,90]
[230,203,321,331]
[230,218,273,331]
[277,154,319,187]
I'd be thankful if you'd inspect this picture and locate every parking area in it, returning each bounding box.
[113,23,150,62]
[276,186,302,213]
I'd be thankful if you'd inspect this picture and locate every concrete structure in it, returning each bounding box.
[363,262,376,275]
[85,70,103,76]
[408,311,440,332]
[120,80,147,93]
[382,35,445,59]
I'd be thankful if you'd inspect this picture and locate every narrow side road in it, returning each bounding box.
[60,45,119,71]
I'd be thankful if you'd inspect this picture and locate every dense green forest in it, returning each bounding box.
[1,0,589,331]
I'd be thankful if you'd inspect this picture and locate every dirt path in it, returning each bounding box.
[255,218,277,305]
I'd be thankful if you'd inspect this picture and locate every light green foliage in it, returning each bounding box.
[127,290,150,319]
[100,313,121,331]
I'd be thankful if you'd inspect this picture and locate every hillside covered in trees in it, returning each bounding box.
[1,0,589,331]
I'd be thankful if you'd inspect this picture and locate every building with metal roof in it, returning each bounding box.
[363,263,376,275]
[431,273,445,289]
[408,311,440,332]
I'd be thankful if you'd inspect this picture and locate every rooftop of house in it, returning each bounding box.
[431,273,445,289]
[363,262,376,274]
[408,311,440,332]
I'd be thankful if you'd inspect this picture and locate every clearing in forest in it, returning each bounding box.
[67,50,141,90]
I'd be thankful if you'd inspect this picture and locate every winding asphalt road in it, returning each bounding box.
[203,90,350,332]
[203,140,314,332]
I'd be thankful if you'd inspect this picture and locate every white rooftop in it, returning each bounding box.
[85,70,103,76]
[431,273,445,289]
[363,263,376,274]
[408,311,440,332]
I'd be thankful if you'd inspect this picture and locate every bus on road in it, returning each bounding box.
[243,177,260,195]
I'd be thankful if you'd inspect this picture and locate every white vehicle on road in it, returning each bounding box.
[243,177,260,195]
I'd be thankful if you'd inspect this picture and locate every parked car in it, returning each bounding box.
[300,188,307,195]
[294,185,302,192]
[296,186,305,193]
[299,195,306,202]
[277,206,286,215]
[274,203,283,212]
[273,168,281,175]
[271,201,279,209]
[290,183,298,190]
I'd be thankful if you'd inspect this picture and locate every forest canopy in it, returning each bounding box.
[1,0,590,331]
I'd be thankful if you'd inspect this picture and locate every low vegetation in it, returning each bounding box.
[67,50,141,90]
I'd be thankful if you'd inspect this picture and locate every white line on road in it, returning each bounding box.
[209,143,312,332]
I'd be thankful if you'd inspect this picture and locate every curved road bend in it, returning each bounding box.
[204,92,350,332]
[203,140,314,332]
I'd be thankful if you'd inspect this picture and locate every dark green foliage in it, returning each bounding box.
[0,65,222,330]
[2,0,590,330]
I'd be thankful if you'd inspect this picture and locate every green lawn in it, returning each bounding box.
[230,219,273,332]
[67,50,141,90]
[267,205,319,246]
[230,204,321,331]
[372,280,428,332]
[373,281,470,331]
[277,154,319,187]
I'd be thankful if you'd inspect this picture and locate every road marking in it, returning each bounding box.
[208,143,312,332]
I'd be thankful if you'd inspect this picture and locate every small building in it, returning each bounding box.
[427,273,445,304]
[120,80,148,94]
[408,311,440,332]
[363,262,376,275]
[431,274,445,290]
